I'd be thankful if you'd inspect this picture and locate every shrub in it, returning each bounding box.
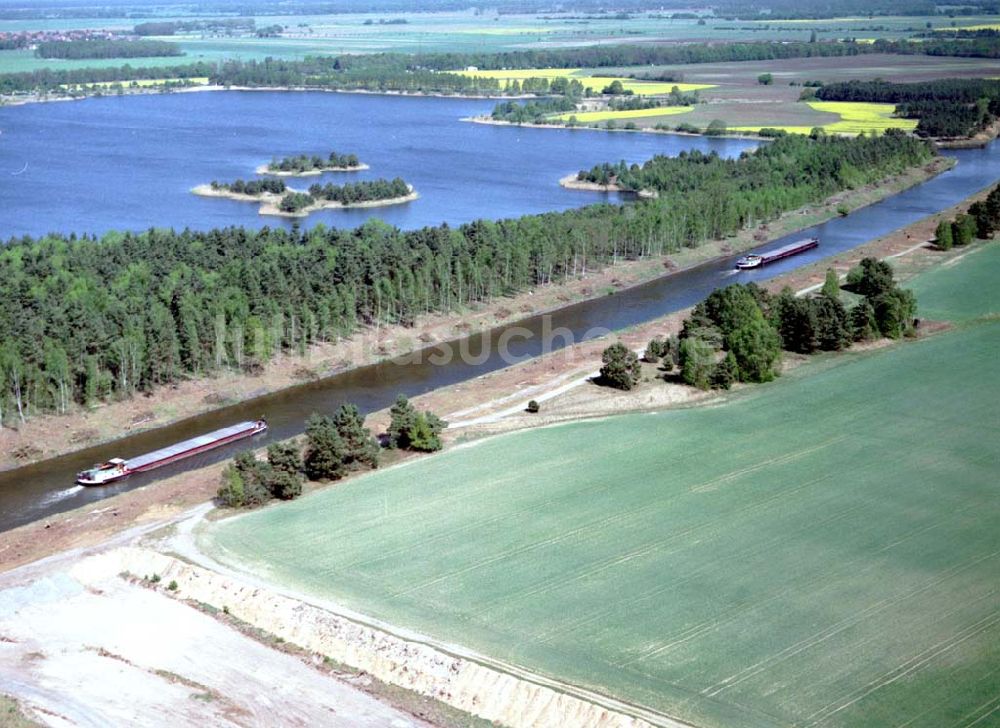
[952,213,976,246]
[267,441,302,476]
[600,342,641,390]
[230,451,271,506]
[758,73,774,85]
[643,336,666,363]
[407,412,445,452]
[934,219,954,250]
[527,399,540,413]
[267,468,303,500]
[727,316,782,383]
[217,463,246,507]
[680,337,715,390]
[851,299,880,342]
[851,258,896,299]
[388,394,447,451]
[711,351,738,390]
[705,119,728,136]
[304,413,347,481]
[168,580,178,591]
[813,295,851,351]
[821,268,841,300]
[661,334,681,369]
[334,403,380,470]
[873,288,917,339]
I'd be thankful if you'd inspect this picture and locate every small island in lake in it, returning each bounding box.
[192,176,417,217]
[255,152,369,177]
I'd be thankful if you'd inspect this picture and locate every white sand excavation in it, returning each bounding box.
[0,546,427,728]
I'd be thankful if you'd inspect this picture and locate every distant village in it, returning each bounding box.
[0,29,122,50]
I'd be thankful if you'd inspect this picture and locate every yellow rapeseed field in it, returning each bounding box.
[454,68,712,94]
[731,101,916,135]
[62,77,210,90]
[938,23,1000,31]
[553,106,694,123]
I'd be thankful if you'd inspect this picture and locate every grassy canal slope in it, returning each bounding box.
[204,245,1000,728]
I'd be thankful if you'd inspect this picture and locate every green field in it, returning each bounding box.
[5,12,1000,75]
[908,242,1000,323]
[204,245,1000,727]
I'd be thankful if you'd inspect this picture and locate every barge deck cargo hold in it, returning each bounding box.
[736,237,819,269]
[76,419,267,486]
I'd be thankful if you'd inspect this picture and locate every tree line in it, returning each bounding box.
[0,133,935,424]
[133,19,256,36]
[267,152,361,173]
[217,394,445,508]
[306,177,410,204]
[6,38,1000,100]
[0,61,217,95]
[816,78,1000,137]
[35,39,182,60]
[601,259,919,392]
[577,131,933,229]
[210,179,287,196]
[491,97,577,124]
[936,181,1000,248]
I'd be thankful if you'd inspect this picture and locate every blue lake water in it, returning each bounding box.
[0,90,756,239]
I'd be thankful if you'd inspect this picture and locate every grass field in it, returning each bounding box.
[205,247,1000,728]
[908,242,1000,323]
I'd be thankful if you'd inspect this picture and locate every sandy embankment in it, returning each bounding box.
[254,162,370,176]
[69,547,676,728]
[191,183,418,217]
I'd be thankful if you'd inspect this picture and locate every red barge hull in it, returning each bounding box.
[76,419,267,486]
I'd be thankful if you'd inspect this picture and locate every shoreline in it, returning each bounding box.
[1,84,523,109]
[558,172,658,198]
[191,183,418,217]
[465,113,769,141]
[1,156,955,473]
[254,162,370,176]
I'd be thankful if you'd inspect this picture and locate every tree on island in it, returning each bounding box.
[279,192,314,213]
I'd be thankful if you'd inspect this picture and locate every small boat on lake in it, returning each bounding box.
[736,237,819,270]
[75,419,268,486]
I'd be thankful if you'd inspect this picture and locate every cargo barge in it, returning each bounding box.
[736,237,819,270]
[75,419,267,486]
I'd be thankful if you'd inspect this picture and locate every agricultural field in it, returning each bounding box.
[204,248,1000,728]
[534,54,1000,134]
[908,241,1000,322]
[729,101,917,134]
[454,68,712,95]
[554,105,694,123]
[6,11,1000,74]
[60,77,210,91]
